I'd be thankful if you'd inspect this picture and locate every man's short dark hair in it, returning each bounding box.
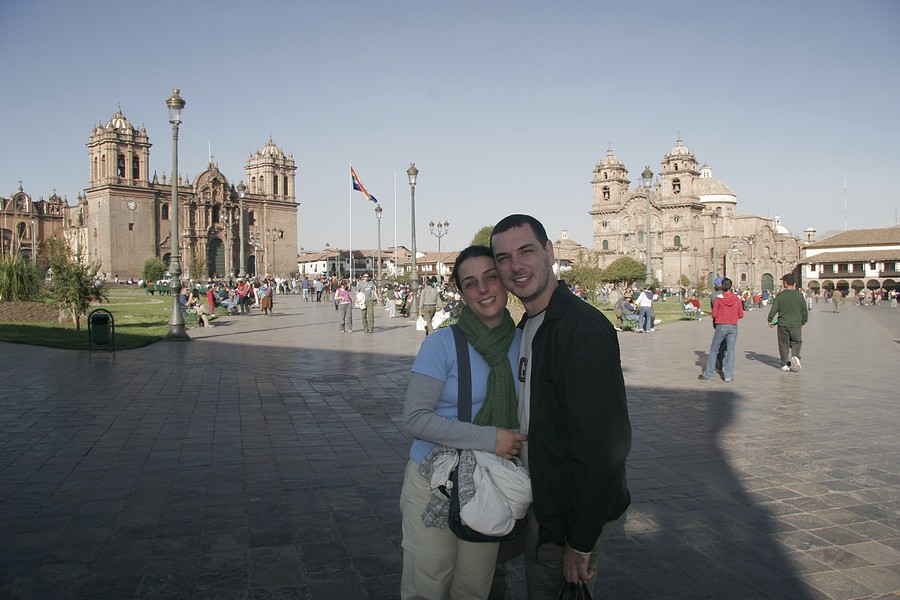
[452,245,494,289]
[722,277,733,292]
[782,273,795,286]
[490,214,549,250]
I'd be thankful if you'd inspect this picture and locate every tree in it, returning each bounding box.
[601,257,647,290]
[0,254,43,302]
[141,257,166,283]
[470,225,494,248]
[560,251,604,298]
[45,238,107,331]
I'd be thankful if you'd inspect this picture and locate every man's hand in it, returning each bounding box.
[563,544,593,584]
[494,428,527,460]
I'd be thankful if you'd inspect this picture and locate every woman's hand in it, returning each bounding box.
[495,428,528,460]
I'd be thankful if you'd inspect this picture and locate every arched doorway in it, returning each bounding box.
[162,253,171,270]
[207,238,224,278]
[808,281,820,295]
[247,256,257,277]
[851,280,864,293]
[761,273,774,292]
[836,280,850,294]
[866,279,881,290]
[883,278,897,291]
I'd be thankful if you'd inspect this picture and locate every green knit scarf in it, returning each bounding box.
[456,305,519,429]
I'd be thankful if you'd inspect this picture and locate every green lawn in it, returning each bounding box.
[0,288,174,350]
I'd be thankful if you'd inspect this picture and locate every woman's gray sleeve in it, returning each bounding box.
[401,372,497,452]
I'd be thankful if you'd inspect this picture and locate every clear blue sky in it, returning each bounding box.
[2,0,898,254]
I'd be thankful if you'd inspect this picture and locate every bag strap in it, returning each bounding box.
[451,324,472,423]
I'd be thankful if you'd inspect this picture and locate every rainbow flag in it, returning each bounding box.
[351,167,378,203]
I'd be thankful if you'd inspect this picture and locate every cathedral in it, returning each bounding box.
[61,107,298,280]
[589,139,802,292]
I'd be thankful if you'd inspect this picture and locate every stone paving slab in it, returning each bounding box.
[0,294,898,599]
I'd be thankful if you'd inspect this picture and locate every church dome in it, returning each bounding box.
[665,138,694,160]
[696,177,735,197]
[596,148,624,169]
[772,216,791,235]
[104,108,135,132]
[258,138,285,159]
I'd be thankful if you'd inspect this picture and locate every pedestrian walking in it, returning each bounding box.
[767,274,809,372]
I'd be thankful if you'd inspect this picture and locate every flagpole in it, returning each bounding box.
[394,171,398,278]
[350,163,354,282]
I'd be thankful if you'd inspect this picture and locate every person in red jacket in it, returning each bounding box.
[698,277,744,382]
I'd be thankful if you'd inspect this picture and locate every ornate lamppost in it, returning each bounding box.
[711,207,721,284]
[407,163,420,318]
[375,203,383,281]
[30,218,36,267]
[429,220,449,280]
[237,181,247,278]
[165,88,189,341]
[641,166,654,287]
[676,237,684,302]
[267,228,283,276]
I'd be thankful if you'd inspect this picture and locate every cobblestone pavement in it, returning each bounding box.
[0,294,898,599]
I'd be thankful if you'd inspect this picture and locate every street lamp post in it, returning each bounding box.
[30,218,36,267]
[711,207,721,284]
[429,220,449,281]
[375,203,383,281]
[407,163,420,318]
[267,228,283,276]
[676,238,683,302]
[237,181,247,278]
[641,166,654,287]
[165,88,189,341]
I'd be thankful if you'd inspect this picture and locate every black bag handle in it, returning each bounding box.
[451,324,472,422]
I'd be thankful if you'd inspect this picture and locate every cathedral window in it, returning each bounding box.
[251,177,256,193]
[162,203,169,220]
[602,186,610,201]
[672,178,681,194]
[638,231,644,244]
[213,205,221,224]
[602,240,609,251]
[132,156,140,179]
[273,176,278,195]
[601,221,608,228]
[128,223,135,231]
[117,154,126,178]
[248,210,256,225]
[674,235,682,247]
[673,215,680,224]
[259,176,264,194]
[283,175,288,195]
[674,163,679,171]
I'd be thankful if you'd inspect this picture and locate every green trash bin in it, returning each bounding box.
[88,308,115,350]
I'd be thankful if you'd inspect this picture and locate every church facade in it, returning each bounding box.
[589,139,802,292]
[63,108,298,281]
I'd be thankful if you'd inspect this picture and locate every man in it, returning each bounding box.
[418,282,440,336]
[357,273,380,333]
[767,273,809,372]
[491,214,631,598]
[710,277,726,371]
[832,288,842,312]
[698,277,743,382]
[635,287,654,333]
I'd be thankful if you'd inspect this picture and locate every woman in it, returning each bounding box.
[399,245,527,599]
[336,281,353,332]
[259,282,273,316]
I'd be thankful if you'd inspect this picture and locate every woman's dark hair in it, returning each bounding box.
[452,245,494,289]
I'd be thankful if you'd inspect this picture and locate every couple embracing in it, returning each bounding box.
[399,215,632,599]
